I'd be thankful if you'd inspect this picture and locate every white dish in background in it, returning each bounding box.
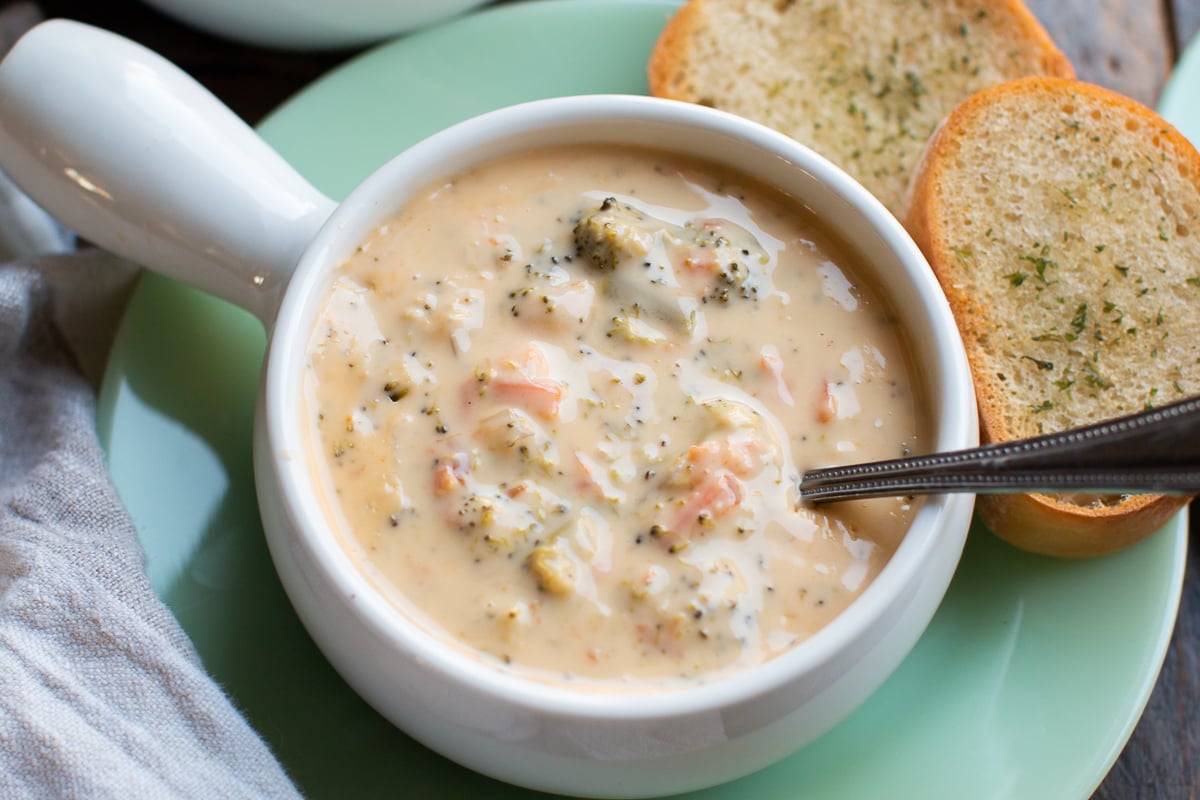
[139,0,492,49]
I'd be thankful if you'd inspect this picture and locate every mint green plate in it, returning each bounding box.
[96,2,1188,797]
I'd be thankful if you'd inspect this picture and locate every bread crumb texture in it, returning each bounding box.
[912,77,1200,446]
[648,0,1072,216]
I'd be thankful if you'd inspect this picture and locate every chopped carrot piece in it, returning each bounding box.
[685,433,761,477]
[817,379,838,423]
[760,347,794,406]
[492,376,563,419]
[672,470,743,535]
[489,346,564,419]
[432,453,469,494]
[680,248,718,273]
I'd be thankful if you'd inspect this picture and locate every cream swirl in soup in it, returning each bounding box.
[304,145,926,687]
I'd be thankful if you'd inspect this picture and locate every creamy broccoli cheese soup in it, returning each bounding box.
[304,145,926,687]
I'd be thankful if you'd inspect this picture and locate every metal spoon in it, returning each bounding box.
[798,394,1200,503]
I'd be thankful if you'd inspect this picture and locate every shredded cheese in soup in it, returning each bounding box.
[304,145,926,688]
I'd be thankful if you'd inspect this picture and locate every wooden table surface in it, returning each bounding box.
[1,0,1196,797]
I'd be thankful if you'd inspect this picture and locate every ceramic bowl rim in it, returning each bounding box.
[262,93,977,722]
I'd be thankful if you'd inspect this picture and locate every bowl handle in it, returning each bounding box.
[0,19,336,326]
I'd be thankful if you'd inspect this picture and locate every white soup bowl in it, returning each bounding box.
[0,19,977,798]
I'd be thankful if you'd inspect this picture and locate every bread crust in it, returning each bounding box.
[976,493,1188,558]
[646,0,705,99]
[907,76,1198,557]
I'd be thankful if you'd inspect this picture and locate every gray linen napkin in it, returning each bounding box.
[0,251,303,795]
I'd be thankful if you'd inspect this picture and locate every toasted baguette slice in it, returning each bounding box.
[647,0,1073,217]
[906,76,1197,557]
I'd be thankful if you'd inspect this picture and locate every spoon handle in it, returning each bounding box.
[799,395,1200,503]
